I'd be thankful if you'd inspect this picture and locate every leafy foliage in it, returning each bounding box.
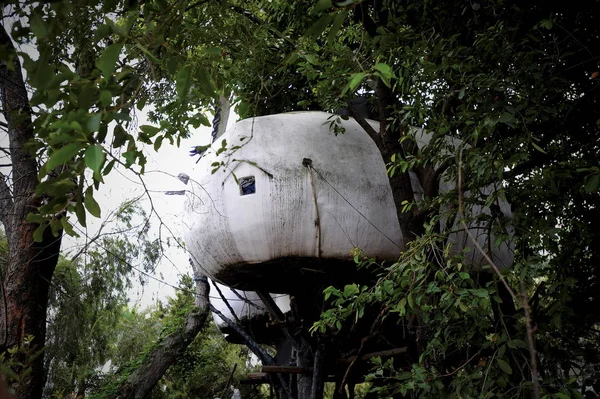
[43,203,160,397]
[92,276,264,399]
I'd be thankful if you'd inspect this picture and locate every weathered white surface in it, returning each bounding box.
[210,281,290,331]
[411,129,514,270]
[184,112,403,287]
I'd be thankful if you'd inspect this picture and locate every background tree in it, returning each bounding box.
[43,203,158,397]
[0,1,212,396]
[91,276,265,399]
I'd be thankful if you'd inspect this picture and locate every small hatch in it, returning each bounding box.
[239,176,256,195]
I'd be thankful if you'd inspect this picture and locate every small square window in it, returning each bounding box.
[239,176,256,195]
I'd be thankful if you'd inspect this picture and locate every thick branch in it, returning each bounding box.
[352,2,378,38]
[209,303,295,399]
[502,156,551,181]
[349,107,383,150]
[209,302,275,366]
[109,276,210,399]
[0,24,37,202]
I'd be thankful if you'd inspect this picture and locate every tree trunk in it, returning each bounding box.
[2,228,62,399]
[0,22,64,399]
[108,275,210,399]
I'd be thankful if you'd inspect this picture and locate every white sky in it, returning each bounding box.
[61,113,220,309]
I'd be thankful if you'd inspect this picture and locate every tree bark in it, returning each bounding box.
[0,22,64,399]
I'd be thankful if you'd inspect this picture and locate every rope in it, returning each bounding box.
[310,166,402,250]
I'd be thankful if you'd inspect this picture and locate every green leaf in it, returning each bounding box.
[29,12,48,39]
[507,339,526,349]
[343,284,359,297]
[122,150,136,167]
[46,143,83,170]
[75,201,87,228]
[304,54,319,65]
[154,136,164,151]
[136,96,147,111]
[96,43,123,78]
[342,72,366,95]
[407,293,414,309]
[498,113,516,127]
[112,125,128,148]
[26,212,46,224]
[584,174,600,193]
[497,358,512,375]
[373,63,394,80]
[305,13,333,39]
[84,145,105,176]
[104,16,126,36]
[60,217,78,237]
[140,125,161,137]
[135,42,160,64]
[191,113,211,128]
[176,65,192,99]
[539,19,553,29]
[94,24,112,43]
[327,11,347,42]
[197,67,217,98]
[99,90,112,107]
[531,141,547,154]
[84,187,101,218]
[33,223,47,243]
[103,159,116,176]
[166,56,179,75]
[314,0,332,12]
[86,113,101,133]
[382,280,393,295]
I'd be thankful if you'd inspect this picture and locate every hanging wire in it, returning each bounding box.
[310,166,402,249]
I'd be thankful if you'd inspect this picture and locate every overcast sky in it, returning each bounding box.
[62,112,219,309]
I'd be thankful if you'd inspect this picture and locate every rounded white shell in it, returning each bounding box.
[183,112,403,291]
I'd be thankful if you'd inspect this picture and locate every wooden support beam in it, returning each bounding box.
[255,289,287,322]
[262,366,313,375]
[240,372,270,385]
[339,346,408,363]
[255,289,295,343]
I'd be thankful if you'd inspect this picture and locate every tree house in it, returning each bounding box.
[182,112,514,397]
[183,111,403,293]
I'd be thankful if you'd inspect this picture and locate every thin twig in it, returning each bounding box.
[456,151,540,398]
[521,284,540,399]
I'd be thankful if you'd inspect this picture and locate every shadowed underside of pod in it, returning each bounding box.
[183,112,404,293]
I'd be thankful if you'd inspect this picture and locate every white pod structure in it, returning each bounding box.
[411,129,514,270]
[210,281,290,344]
[184,112,403,292]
